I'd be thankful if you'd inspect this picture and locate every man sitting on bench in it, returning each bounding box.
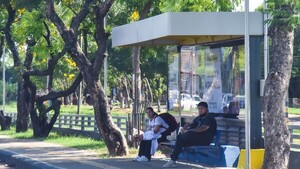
[163,101,217,168]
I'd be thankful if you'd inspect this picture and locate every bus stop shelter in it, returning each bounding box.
[112,12,264,148]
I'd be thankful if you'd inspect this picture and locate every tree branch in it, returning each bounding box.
[93,0,114,75]
[46,0,93,74]
[36,73,83,103]
[70,0,94,32]
[45,0,71,42]
[24,47,67,76]
[4,4,20,67]
[139,0,153,20]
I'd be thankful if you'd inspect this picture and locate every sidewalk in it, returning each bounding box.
[0,135,234,169]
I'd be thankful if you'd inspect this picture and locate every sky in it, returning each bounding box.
[249,0,264,11]
[237,0,264,12]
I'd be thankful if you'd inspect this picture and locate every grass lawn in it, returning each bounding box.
[4,102,133,116]
[289,107,300,115]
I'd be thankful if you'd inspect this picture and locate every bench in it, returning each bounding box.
[161,130,240,167]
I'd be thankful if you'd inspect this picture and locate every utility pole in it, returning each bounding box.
[2,44,5,113]
[244,0,251,168]
[77,34,83,115]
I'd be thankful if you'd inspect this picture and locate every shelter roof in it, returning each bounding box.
[112,12,263,47]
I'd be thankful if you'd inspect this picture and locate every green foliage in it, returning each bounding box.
[0,0,10,6]
[0,7,6,27]
[53,56,79,91]
[267,0,300,29]
[12,9,45,42]
[12,0,43,11]
[160,0,242,12]
[150,73,167,101]
[0,81,17,104]
[140,47,168,79]
[292,28,300,77]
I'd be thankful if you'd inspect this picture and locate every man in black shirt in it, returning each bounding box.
[163,101,217,168]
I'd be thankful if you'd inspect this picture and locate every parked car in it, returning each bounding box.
[180,93,193,111]
[191,95,202,109]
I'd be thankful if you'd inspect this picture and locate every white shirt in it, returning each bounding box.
[144,115,169,155]
[148,116,169,134]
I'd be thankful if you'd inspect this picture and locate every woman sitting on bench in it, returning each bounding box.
[132,107,169,162]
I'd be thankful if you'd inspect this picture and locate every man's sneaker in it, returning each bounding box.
[136,156,149,162]
[131,156,140,161]
[163,160,176,168]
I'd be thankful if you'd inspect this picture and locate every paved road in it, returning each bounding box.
[0,135,234,169]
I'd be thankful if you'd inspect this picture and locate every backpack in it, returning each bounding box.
[157,113,178,133]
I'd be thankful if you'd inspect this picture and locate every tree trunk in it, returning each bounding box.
[143,78,153,108]
[4,3,30,133]
[125,76,132,108]
[32,98,61,137]
[157,99,161,112]
[118,75,131,108]
[132,0,153,132]
[45,0,128,156]
[132,46,142,123]
[86,79,129,156]
[16,81,30,132]
[0,110,11,130]
[262,5,294,169]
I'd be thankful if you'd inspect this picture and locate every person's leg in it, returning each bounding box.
[170,132,193,161]
[164,132,203,167]
[158,131,170,143]
[189,133,211,146]
[138,140,146,157]
[137,140,152,161]
[144,140,152,160]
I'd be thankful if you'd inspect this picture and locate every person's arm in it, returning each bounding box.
[152,116,164,133]
[189,116,213,133]
[180,122,190,133]
[153,124,161,133]
[188,125,209,133]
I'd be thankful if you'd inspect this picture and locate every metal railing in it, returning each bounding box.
[4,112,128,137]
[55,114,128,133]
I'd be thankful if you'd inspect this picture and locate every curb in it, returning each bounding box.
[0,149,62,169]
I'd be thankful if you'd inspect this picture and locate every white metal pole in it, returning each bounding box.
[104,16,108,97]
[178,48,182,126]
[2,45,6,113]
[77,34,83,115]
[104,58,107,94]
[264,0,269,79]
[244,0,251,169]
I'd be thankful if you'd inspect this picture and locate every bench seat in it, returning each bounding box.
[161,130,240,167]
